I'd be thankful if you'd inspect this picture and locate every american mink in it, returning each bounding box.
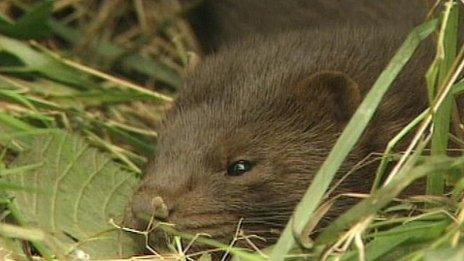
[126,0,442,253]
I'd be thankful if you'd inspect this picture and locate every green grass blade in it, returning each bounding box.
[341,220,450,261]
[0,111,34,132]
[428,1,459,196]
[316,155,462,246]
[0,163,42,176]
[49,20,183,89]
[0,36,95,89]
[371,109,429,191]
[270,19,438,259]
[0,89,37,110]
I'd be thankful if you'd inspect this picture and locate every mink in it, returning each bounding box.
[125,0,449,253]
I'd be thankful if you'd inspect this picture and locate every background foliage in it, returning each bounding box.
[0,0,191,259]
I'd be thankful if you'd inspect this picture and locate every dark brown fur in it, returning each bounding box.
[188,0,428,53]
[126,0,439,253]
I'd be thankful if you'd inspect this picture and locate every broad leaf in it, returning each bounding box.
[4,130,144,258]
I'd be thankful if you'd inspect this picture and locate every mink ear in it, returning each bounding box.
[297,71,362,122]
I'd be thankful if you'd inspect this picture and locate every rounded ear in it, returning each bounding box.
[296,71,362,122]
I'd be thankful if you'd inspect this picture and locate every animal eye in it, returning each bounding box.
[227,160,253,176]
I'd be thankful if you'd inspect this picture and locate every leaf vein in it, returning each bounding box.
[51,135,87,230]
[73,156,111,237]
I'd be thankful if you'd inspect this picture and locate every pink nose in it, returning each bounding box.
[131,194,170,224]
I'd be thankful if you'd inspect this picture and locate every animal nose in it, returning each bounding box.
[131,195,170,225]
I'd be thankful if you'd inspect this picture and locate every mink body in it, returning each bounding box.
[188,0,428,52]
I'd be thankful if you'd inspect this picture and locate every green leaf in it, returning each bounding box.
[270,19,439,260]
[5,130,144,258]
[0,0,53,40]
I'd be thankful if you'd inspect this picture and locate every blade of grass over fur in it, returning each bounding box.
[383,41,464,187]
[270,19,438,259]
[371,109,429,191]
[316,147,462,247]
[428,1,459,196]
[452,80,464,94]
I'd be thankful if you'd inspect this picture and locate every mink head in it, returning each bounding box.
[125,29,427,252]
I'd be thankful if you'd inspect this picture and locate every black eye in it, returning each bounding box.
[227,160,253,176]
